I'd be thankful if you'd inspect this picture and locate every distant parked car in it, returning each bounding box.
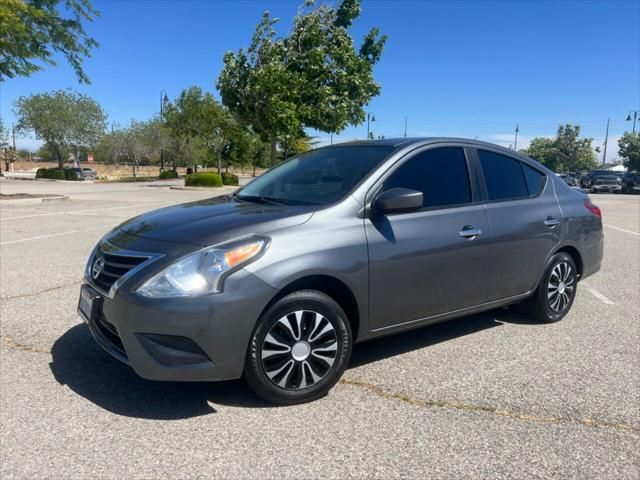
[580,170,621,193]
[557,173,578,187]
[81,167,97,180]
[621,171,640,194]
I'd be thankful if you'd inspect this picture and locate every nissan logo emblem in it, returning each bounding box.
[92,257,105,280]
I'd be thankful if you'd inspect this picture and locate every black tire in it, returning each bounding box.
[526,252,578,323]
[244,290,352,405]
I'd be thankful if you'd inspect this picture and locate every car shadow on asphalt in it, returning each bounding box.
[49,307,532,419]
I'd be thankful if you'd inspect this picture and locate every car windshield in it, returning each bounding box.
[236,145,394,206]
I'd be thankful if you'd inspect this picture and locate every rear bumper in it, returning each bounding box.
[79,269,277,382]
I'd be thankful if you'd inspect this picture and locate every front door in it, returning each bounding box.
[366,146,491,331]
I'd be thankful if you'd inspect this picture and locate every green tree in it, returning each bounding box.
[0,0,99,83]
[164,87,235,173]
[523,124,597,172]
[618,132,640,172]
[554,124,597,172]
[217,0,386,165]
[522,137,559,171]
[15,90,106,169]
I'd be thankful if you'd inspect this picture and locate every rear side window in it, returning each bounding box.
[478,150,544,201]
[383,147,471,209]
[522,164,546,197]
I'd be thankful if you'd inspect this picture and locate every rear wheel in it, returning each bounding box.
[244,290,352,405]
[526,252,578,323]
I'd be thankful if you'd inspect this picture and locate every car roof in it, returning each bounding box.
[332,136,530,154]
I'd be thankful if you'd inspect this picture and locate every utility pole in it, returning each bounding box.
[514,124,519,151]
[602,118,609,167]
[404,116,408,137]
[11,123,16,149]
[330,132,333,145]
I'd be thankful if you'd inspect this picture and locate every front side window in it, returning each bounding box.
[478,150,530,201]
[237,146,394,206]
[382,147,471,209]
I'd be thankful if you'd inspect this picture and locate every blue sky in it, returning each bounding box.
[1,0,639,159]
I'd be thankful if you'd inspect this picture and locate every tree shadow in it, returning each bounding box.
[50,306,533,419]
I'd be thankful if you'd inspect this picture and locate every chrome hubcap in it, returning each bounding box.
[261,310,338,390]
[547,262,575,312]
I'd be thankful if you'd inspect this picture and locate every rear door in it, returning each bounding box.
[365,145,491,331]
[473,149,562,301]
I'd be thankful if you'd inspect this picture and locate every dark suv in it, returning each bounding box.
[78,138,603,404]
[580,170,621,193]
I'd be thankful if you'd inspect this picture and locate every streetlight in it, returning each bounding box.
[514,124,519,150]
[366,112,376,140]
[626,110,639,133]
[160,89,168,172]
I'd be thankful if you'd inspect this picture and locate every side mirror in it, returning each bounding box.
[373,188,423,214]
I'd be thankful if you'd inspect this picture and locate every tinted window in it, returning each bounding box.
[478,150,528,201]
[237,145,393,206]
[382,147,471,208]
[522,164,546,197]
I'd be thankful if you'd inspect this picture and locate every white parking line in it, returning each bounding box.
[604,224,640,236]
[0,203,167,221]
[0,227,108,246]
[582,283,615,305]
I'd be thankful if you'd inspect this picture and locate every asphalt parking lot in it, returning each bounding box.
[0,178,638,479]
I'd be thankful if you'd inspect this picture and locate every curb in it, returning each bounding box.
[0,195,70,205]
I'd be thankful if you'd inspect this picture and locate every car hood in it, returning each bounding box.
[117,196,315,247]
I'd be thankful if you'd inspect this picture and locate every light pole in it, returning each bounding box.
[366,112,375,140]
[626,110,639,133]
[514,124,519,150]
[160,89,168,172]
[602,118,609,167]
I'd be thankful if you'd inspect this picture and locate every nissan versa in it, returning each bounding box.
[78,138,603,404]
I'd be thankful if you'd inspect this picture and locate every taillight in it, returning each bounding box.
[584,200,602,219]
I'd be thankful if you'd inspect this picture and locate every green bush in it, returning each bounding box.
[64,169,80,181]
[185,172,223,187]
[36,168,66,180]
[221,172,239,186]
[36,167,83,181]
[159,170,179,179]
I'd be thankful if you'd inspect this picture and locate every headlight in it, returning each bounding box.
[136,237,268,298]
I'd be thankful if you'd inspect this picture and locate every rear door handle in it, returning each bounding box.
[544,216,561,227]
[459,226,482,239]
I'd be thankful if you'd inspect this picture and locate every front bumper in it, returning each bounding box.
[79,268,278,382]
[592,184,621,191]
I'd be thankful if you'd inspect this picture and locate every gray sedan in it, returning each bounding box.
[78,138,603,405]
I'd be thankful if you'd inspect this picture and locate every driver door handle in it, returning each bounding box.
[459,226,482,239]
[544,216,561,227]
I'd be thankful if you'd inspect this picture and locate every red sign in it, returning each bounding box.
[87,154,94,164]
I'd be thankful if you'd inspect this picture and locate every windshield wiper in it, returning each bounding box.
[236,194,282,206]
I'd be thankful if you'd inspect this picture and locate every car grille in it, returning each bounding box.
[91,248,150,293]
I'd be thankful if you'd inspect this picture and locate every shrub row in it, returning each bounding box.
[221,172,239,186]
[159,170,179,179]
[185,172,223,187]
[36,168,80,181]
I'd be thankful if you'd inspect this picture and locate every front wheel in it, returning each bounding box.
[244,290,352,405]
[526,252,578,323]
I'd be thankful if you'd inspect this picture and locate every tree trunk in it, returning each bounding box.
[217,150,222,175]
[270,138,277,167]
[252,158,257,177]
